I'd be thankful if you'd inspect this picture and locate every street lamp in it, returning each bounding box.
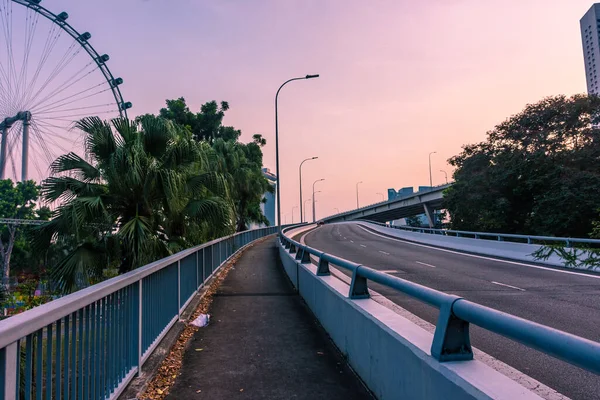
[376,192,384,202]
[299,156,318,224]
[428,151,437,188]
[292,206,298,223]
[312,179,324,222]
[440,170,448,184]
[356,181,363,208]
[312,190,322,223]
[304,198,312,222]
[333,207,339,213]
[275,74,319,232]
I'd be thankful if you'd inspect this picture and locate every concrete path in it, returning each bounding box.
[167,237,371,400]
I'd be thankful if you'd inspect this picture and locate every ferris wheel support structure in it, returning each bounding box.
[0,0,132,181]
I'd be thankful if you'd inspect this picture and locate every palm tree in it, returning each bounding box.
[212,138,272,232]
[35,116,232,293]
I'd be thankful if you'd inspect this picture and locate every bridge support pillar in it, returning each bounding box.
[423,203,435,228]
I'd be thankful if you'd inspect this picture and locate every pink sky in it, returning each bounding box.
[51,0,592,221]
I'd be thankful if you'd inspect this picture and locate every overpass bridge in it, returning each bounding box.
[1,223,599,400]
[323,184,450,227]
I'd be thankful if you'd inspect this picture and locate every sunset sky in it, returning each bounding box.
[50,0,593,221]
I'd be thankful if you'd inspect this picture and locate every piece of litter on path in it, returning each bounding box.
[190,314,210,327]
[195,348,203,352]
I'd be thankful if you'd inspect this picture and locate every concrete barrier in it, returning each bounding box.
[277,239,542,400]
[351,222,600,273]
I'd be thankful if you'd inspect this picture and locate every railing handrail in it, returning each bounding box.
[361,220,600,246]
[0,224,296,350]
[279,231,600,374]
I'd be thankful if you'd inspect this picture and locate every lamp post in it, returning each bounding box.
[356,181,363,208]
[299,156,318,224]
[333,207,339,214]
[428,151,437,188]
[440,170,448,184]
[275,74,320,233]
[312,190,322,222]
[376,192,384,202]
[292,206,298,223]
[312,179,324,222]
[304,198,312,222]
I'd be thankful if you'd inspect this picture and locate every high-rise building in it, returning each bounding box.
[581,4,600,94]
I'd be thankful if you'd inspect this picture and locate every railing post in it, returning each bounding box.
[316,253,330,276]
[349,266,369,299]
[430,296,473,362]
[1,342,17,400]
[138,280,143,374]
[177,260,182,315]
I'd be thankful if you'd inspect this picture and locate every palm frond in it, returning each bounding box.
[49,152,101,181]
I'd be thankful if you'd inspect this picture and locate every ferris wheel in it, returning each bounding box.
[0,0,131,183]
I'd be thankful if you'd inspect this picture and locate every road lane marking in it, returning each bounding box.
[360,244,367,248]
[350,240,354,243]
[416,261,436,268]
[491,281,526,291]
[380,270,399,274]
[379,251,390,255]
[356,224,600,280]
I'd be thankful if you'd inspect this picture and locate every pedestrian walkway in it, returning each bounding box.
[167,237,371,400]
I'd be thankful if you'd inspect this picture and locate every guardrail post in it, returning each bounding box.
[300,248,311,263]
[566,239,572,248]
[430,296,473,362]
[497,236,504,241]
[316,253,330,276]
[294,246,304,261]
[177,260,181,315]
[289,244,297,254]
[138,280,143,374]
[349,266,370,299]
[1,342,17,400]
[527,237,532,244]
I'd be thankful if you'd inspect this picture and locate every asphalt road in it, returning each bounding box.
[304,223,600,400]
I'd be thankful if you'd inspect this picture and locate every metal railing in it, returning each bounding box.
[279,233,600,374]
[363,220,600,248]
[0,226,281,400]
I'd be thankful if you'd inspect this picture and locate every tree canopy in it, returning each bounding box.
[444,94,600,238]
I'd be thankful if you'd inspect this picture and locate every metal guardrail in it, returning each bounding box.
[0,226,284,400]
[279,233,600,375]
[363,220,600,247]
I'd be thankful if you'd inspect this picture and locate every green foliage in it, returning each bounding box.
[0,180,49,281]
[158,98,241,142]
[445,94,600,238]
[532,245,600,271]
[160,99,271,232]
[36,116,232,293]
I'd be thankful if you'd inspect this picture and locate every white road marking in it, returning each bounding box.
[379,251,390,255]
[350,240,354,243]
[360,244,367,248]
[343,237,347,239]
[415,261,436,268]
[491,281,526,291]
[380,270,399,274]
[356,225,600,280]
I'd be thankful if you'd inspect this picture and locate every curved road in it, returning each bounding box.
[304,223,600,400]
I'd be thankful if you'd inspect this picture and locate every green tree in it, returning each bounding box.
[35,116,232,292]
[0,180,49,283]
[158,98,241,142]
[212,137,273,231]
[159,98,271,232]
[445,94,600,237]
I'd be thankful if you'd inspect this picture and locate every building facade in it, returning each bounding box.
[581,4,600,94]
[259,168,277,227]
